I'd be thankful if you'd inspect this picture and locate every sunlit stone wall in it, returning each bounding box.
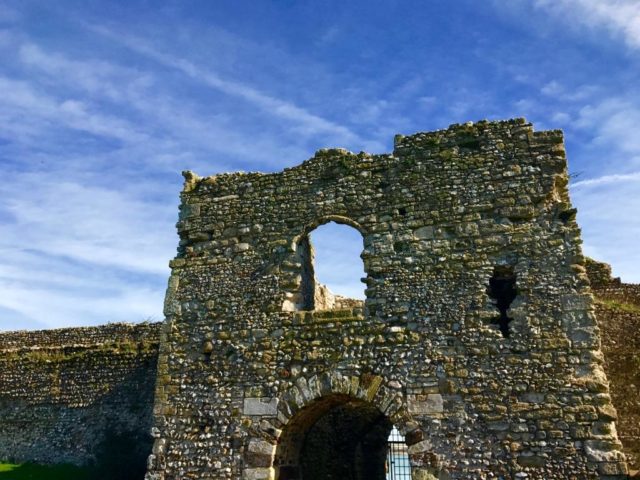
[145,119,628,479]
[587,258,640,471]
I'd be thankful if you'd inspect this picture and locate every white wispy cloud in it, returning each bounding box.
[0,176,173,330]
[1,178,175,275]
[19,42,154,102]
[0,282,164,330]
[572,171,640,188]
[576,97,640,157]
[0,76,148,144]
[88,24,363,145]
[520,77,640,170]
[14,41,315,170]
[540,81,600,102]
[572,179,640,283]
[529,0,640,50]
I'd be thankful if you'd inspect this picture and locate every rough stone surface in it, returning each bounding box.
[407,394,444,415]
[143,119,629,479]
[0,119,636,479]
[0,322,160,473]
[587,258,640,472]
[243,467,275,480]
[244,397,279,416]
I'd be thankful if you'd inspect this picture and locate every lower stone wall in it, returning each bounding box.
[0,322,161,479]
[1,258,638,477]
[588,260,640,471]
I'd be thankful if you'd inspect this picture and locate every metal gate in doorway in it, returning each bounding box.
[386,426,412,479]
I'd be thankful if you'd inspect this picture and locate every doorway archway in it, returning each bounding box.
[274,394,411,480]
[275,394,393,480]
[241,372,424,479]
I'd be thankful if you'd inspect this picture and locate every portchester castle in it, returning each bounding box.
[1,119,638,479]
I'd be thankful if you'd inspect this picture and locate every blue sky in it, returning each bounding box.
[1,0,639,331]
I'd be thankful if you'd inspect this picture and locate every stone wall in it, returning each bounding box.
[0,322,161,478]
[145,119,629,479]
[0,119,634,479]
[587,259,640,471]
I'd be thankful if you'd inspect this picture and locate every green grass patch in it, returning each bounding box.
[0,463,90,479]
[597,298,640,314]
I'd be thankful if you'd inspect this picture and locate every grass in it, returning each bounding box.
[596,298,640,314]
[0,463,90,480]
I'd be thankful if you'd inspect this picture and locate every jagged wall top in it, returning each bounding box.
[181,118,567,194]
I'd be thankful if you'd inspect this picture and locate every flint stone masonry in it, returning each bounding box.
[143,119,629,479]
[587,258,640,471]
[0,322,160,474]
[0,119,636,479]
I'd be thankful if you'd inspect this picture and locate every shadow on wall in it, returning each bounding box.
[0,426,148,480]
[88,425,149,480]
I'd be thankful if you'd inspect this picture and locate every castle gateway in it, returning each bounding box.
[144,119,628,479]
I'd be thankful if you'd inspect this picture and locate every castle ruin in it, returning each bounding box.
[1,119,636,479]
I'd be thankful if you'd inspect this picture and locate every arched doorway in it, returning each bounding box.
[275,394,409,480]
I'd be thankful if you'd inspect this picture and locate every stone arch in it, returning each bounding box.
[281,215,369,312]
[276,394,391,479]
[243,371,425,480]
[291,215,367,247]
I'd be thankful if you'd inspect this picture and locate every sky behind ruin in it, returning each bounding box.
[1,0,639,330]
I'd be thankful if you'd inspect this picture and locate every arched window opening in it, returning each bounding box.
[290,221,365,311]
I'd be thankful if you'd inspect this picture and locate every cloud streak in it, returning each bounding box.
[1,1,639,330]
[13,41,320,170]
[530,0,640,51]
[0,75,148,144]
[1,177,175,275]
[88,24,363,144]
[575,97,640,158]
[0,178,173,330]
[572,178,640,283]
[572,171,640,188]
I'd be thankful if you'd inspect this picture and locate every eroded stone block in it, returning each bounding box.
[244,397,279,416]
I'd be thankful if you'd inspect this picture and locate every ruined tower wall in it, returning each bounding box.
[0,322,161,471]
[145,119,628,480]
[587,259,640,471]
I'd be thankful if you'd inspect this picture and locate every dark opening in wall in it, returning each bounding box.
[90,424,151,480]
[297,235,316,310]
[487,266,518,338]
[275,395,396,480]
